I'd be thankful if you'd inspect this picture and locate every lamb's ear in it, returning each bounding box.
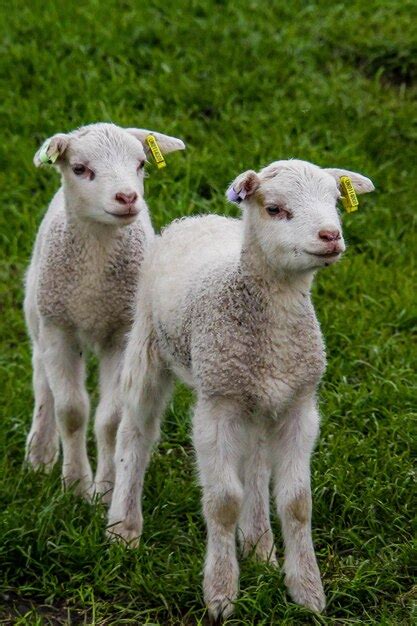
[34,133,70,167]
[324,168,375,194]
[226,170,260,204]
[126,128,185,155]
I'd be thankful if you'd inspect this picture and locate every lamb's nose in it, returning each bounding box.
[318,229,341,242]
[115,192,138,206]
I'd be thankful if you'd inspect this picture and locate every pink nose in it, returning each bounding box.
[318,229,341,242]
[115,192,138,206]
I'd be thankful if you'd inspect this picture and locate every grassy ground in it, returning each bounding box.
[0,0,416,623]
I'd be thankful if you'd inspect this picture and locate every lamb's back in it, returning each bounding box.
[147,214,243,323]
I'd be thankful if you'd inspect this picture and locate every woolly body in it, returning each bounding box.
[150,215,326,414]
[30,189,151,347]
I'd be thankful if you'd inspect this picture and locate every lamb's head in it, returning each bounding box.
[227,159,374,273]
[34,123,185,226]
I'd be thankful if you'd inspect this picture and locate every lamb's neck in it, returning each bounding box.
[239,232,315,307]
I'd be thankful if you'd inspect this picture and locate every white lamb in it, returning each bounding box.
[108,159,374,619]
[24,122,185,502]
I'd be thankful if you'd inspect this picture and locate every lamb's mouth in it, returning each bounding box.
[305,250,342,259]
[105,208,139,219]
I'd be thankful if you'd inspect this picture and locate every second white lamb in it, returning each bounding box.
[108,159,374,619]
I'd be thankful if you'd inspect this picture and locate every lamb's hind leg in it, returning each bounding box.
[272,394,325,613]
[94,348,123,503]
[238,423,276,564]
[25,344,59,471]
[193,397,246,622]
[107,324,172,545]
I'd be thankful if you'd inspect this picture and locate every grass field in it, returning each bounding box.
[0,0,416,623]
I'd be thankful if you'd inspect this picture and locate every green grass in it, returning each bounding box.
[0,0,416,623]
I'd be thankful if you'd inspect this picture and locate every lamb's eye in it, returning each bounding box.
[137,160,145,171]
[266,205,291,219]
[72,164,95,180]
[72,164,87,176]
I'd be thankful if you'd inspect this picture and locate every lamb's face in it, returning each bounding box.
[34,123,185,227]
[228,160,374,274]
[61,124,146,226]
[255,161,346,272]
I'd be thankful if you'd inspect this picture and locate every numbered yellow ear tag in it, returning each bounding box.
[340,176,358,213]
[146,134,166,169]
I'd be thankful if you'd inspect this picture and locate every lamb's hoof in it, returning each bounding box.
[241,536,278,565]
[204,565,238,623]
[62,472,94,501]
[258,547,278,566]
[207,596,235,624]
[93,481,114,505]
[286,574,326,613]
[25,438,59,473]
[106,521,141,547]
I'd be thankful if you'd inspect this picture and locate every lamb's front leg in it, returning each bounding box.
[272,394,325,613]
[41,323,93,498]
[193,397,246,622]
[238,422,276,564]
[25,343,59,471]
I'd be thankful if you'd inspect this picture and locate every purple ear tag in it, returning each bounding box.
[227,186,247,204]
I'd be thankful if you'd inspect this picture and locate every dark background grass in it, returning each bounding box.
[0,0,416,623]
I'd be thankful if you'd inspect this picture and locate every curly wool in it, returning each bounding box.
[33,191,149,348]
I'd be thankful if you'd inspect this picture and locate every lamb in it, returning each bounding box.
[24,122,185,502]
[107,159,374,619]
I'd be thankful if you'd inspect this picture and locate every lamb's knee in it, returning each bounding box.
[283,490,311,525]
[204,485,243,530]
[55,397,88,434]
[95,409,120,445]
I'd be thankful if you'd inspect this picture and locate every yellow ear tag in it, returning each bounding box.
[340,176,358,213]
[145,134,166,169]
[38,138,59,165]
